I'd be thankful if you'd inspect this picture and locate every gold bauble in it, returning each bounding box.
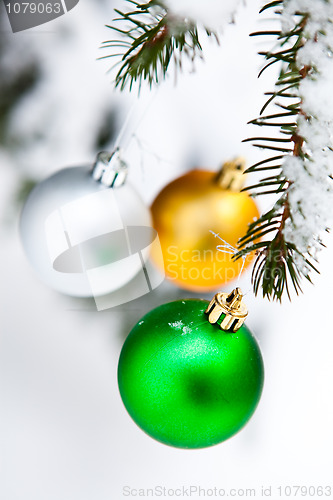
[151,159,259,292]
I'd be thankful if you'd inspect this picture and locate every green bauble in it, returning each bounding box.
[118,299,264,449]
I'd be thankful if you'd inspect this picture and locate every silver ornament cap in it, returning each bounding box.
[91,149,128,187]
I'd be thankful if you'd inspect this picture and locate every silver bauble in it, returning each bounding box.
[20,151,152,297]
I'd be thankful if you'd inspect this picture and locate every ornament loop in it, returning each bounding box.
[205,287,248,333]
[91,149,128,187]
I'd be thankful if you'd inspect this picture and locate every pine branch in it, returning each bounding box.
[99,0,218,91]
[233,1,333,301]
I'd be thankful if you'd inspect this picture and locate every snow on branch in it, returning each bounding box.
[282,0,333,273]
[165,0,242,31]
[236,0,333,300]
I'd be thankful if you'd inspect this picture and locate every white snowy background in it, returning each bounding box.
[1,0,333,499]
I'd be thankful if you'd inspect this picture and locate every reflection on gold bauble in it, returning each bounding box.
[151,160,259,292]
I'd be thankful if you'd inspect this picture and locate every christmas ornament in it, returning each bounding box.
[118,288,264,449]
[150,158,260,292]
[20,150,152,297]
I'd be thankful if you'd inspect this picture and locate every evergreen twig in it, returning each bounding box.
[234,1,319,301]
[100,0,218,90]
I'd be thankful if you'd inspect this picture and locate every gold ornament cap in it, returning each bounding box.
[215,157,247,191]
[205,287,248,333]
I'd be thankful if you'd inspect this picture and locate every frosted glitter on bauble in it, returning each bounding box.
[20,151,152,297]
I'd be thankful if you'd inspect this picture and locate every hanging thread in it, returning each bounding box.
[210,230,247,285]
